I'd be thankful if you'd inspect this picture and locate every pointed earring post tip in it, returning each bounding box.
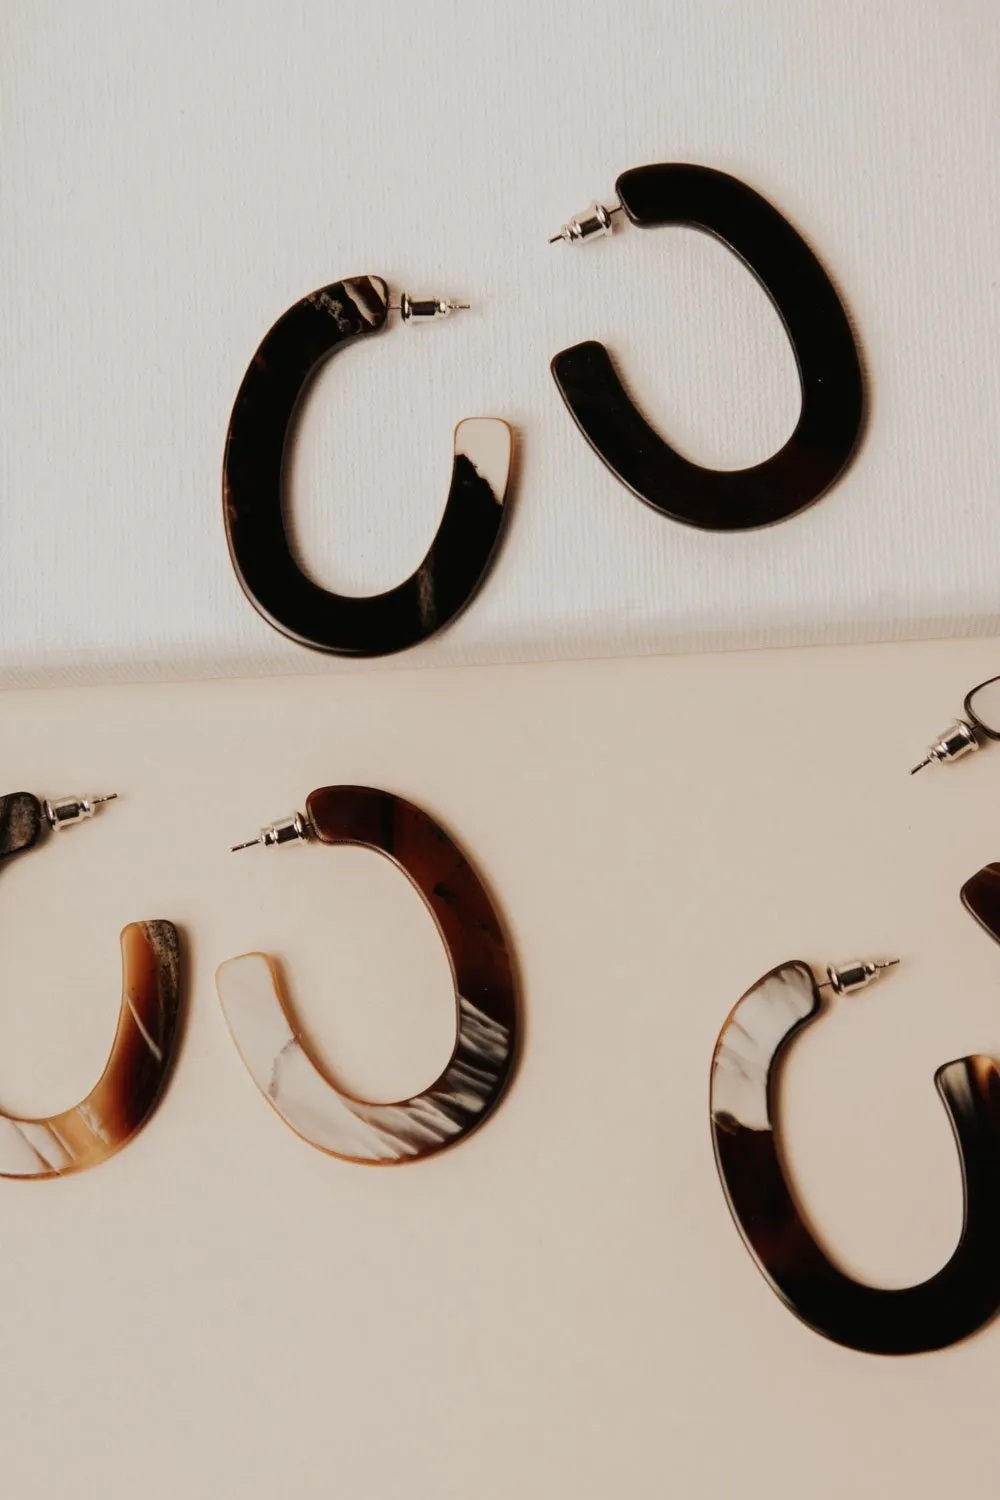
[910,757,931,775]
[229,811,310,854]
[548,200,622,246]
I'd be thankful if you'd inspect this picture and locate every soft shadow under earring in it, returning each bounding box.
[216,785,517,1164]
[0,791,181,1178]
[710,893,1000,1355]
[223,277,514,657]
[549,163,864,530]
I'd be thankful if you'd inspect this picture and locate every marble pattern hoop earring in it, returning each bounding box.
[0,792,181,1178]
[216,785,517,1164]
[710,900,1000,1354]
[549,164,864,530]
[223,276,514,657]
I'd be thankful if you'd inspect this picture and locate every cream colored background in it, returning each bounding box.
[2,635,1000,1497]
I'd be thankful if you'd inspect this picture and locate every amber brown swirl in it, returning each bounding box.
[216,786,517,1164]
[0,921,181,1178]
[710,960,1000,1355]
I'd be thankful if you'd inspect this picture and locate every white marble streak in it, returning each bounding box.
[0,1118,63,1176]
[0,1112,95,1178]
[710,963,815,1132]
[216,952,510,1163]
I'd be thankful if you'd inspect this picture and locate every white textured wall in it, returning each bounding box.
[3,0,999,685]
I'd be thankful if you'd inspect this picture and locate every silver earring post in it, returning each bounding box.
[43,792,118,831]
[910,719,980,775]
[548,200,624,246]
[388,293,470,324]
[818,957,900,995]
[231,810,312,853]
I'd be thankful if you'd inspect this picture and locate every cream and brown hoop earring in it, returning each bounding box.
[0,791,181,1178]
[217,785,518,1165]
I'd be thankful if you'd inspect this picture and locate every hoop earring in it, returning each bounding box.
[549,163,864,530]
[217,785,517,1164]
[0,792,181,1178]
[223,277,514,656]
[710,889,1000,1355]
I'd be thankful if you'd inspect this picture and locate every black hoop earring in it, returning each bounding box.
[549,164,864,530]
[217,785,518,1164]
[0,792,181,1178]
[710,877,1000,1355]
[223,277,514,656]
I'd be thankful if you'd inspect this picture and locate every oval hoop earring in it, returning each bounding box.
[0,791,181,1179]
[217,785,517,1164]
[710,883,1000,1355]
[549,164,864,530]
[223,277,514,656]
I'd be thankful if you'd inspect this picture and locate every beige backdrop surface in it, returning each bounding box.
[2,636,1000,1497]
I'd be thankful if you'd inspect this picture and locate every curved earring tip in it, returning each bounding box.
[453,417,514,503]
[960,863,1000,945]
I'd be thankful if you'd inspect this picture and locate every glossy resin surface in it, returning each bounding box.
[963,676,1000,740]
[0,794,180,1177]
[223,275,512,656]
[217,785,517,1163]
[551,164,864,530]
[710,959,1000,1354]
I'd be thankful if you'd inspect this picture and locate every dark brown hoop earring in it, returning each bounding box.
[710,878,1000,1355]
[549,164,864,530]
[223,276,513,657]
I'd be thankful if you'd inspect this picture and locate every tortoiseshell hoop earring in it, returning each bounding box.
[0,792,180,1178]
[223,276,514,656]
[711,880,1000,1355]
[549,164,864,530]
[217,785,517,1164]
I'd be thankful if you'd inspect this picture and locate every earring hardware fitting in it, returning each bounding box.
[231,810,312,853]
[911,719,980,775]
[818,957,899,995]
[43,792,118,832]
[388,293,470,323]
[548,200,624,245]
